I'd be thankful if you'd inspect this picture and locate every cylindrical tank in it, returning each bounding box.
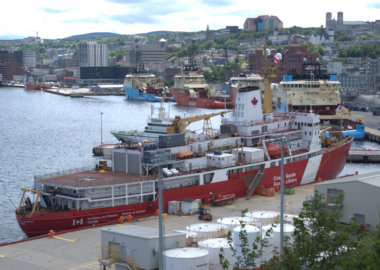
[271,223,295,249]
[186,223,228,241]
[164,247,209,270]
[217,216,255,230]
[245,210,279,225]
[233,225,261,267]
[260,224,275,263]
[198,238,233,270]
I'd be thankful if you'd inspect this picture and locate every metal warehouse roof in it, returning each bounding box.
[314,170,380,188]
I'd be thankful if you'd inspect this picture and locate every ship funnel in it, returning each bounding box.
[234,86,263,124]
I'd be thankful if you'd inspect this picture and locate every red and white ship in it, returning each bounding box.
[25,74,50,91]
[171,66,234,109]
[16,58,353,238]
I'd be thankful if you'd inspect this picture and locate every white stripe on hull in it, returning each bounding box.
[300,154,322,185]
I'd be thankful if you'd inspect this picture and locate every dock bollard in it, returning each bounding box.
[48,230,55,238]
[127,215,132,222]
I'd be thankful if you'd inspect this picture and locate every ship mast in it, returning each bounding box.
[262,45,280,114]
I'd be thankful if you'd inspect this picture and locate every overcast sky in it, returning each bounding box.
[1,0,379,40]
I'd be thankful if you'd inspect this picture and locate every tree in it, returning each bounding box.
[109,48,125,62]
[219,209,271,270]
[266,191,361,270]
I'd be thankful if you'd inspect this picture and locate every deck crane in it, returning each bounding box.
[166,110,233,135]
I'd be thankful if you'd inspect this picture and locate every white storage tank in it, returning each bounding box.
[245,211,280,225]
[217,216,255,230]
[164,247,209,270]
[271,223,295,249]
[198,238,233,270]
[186,223,228,241]
[233,225,261,267]
[260,224,275,263]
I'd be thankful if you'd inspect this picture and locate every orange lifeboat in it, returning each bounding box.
[266,142,287,157]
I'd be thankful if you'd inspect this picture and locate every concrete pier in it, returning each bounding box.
[0,185,313,270]
[348,149,380,163]
[365,127,380,143]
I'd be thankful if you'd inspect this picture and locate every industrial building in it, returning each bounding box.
[314,171,380,230]
[100,225,186,270]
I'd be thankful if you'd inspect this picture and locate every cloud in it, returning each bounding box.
[110,1,188,25]
[367,3,380,8]
[105,0,142,3]
[215,9,255,17]
[61,18,104,24]
[39,8,71,14]
[198,0,234,7]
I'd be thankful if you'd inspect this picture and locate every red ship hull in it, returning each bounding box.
[17,202,158,237]
[171,88,234,109]
[25,84,50,91]
[16,137,353,237]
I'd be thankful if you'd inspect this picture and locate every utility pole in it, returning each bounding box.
[158,165,164,270]
[100,112,103,145]
[279,136,286,257]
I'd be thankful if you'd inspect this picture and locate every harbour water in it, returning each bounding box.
[0,87,379,244]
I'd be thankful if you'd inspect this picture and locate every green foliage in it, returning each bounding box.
[202,62,243,83]
[109,48,125,61]
[335,32,352,42]
[263,191,365,270]
[339,43,380,59]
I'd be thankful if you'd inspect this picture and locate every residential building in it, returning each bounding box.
[339,72,376,94]
[314,171,380,230]
[244,15,283,31]
[80,41,109,67]
[268,30,290,45]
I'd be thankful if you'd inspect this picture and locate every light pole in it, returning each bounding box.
[100,112,103,145]
[158,165,164,270]
[279,136,286,257]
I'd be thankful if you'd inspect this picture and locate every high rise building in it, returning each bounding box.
[0,50,24,80]
[80,41,109,67]
[125,44,166,69]
[23,50,37,70]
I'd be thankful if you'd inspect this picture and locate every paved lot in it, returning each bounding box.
[0,186,313,270]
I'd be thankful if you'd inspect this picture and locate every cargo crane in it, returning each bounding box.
[166,110,233,135]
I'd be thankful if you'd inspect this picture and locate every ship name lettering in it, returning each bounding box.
[88,216,100,221]
[286,173,296,178]
[285,178,297,184]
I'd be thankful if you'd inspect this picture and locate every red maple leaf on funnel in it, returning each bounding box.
[251,97,258,105]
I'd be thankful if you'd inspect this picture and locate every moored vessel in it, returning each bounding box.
[274,59,365,139]
[25,74,50,91]
[124,73,174,102]
[16,52,354,237]
[171,66,233,109]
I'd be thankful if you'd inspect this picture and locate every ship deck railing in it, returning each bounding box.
[34,166,95,182]
[34,169,157,189]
